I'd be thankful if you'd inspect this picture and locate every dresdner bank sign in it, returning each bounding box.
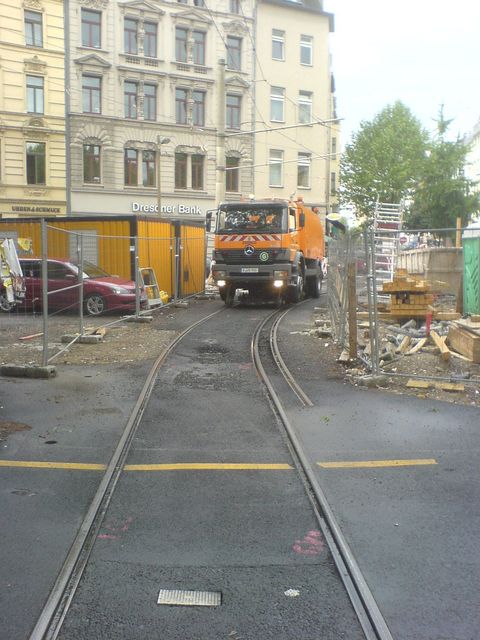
[132,202,203,215]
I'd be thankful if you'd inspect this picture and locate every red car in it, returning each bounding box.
[0,258,147,316]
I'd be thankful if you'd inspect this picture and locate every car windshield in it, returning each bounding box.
[69,261,112,279]
[217,206,286,233]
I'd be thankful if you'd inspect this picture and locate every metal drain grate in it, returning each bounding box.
[157,589,222,607]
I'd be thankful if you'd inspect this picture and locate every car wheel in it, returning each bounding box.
[0,292,15,312]
[84,293,106,316]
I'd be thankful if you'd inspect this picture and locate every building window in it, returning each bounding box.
[175,27,188,62]
[270,87,284,122]
[175,153,188,189]
[300,35,313,65]
[226,156,240,192]
[330,171,336,195]
[25,11,43,47]
[143,84,157,121]
[26,142,46,185]
[194,0,204,6]
[298,91,312,124]
[83,144,101,184]
[124,18,138,55]
[192,90,205,127]
[230,0,240,14]
[82,75,101,114]
[81,9,101,48]
[298,152,311,188]
[176,88,188,124]
[272,29,284,60]
[124,149,138,185]
[226,94,241,130]
[226,36,241,70]
[26,75,44,114]
[142,150,156,187]
[144,22,157,57]
[332,137,337,157]
[193,31,206,65]
[191,154,204,190]
[269,149,283,187]
[124,81,138,119]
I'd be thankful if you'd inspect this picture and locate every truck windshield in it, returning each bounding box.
[217,207,286,233]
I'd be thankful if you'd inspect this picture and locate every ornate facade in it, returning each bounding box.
[0,0,66,217]
[69,0,255,217]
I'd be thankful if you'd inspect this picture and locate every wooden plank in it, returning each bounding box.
[396,335,412,354]
[433,312,461,321]
[19,332,44,341]
[347,261,357,359]
[430,330,450,361]
[406,337,427,355]
[435,382,465,392]
[406,379,430,388]
[447,325,480,363]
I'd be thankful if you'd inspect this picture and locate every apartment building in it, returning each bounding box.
[0,0,66,218]
[254,0,338,219]
[68,0,255,217]
[0,0,337,221]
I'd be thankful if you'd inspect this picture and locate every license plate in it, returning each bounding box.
[241,267,259,273]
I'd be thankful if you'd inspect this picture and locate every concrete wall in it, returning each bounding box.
[397,247,463,295]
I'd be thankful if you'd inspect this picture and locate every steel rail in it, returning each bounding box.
[29,307,224,640]
[251,305,394,640]
[270,305,314,407]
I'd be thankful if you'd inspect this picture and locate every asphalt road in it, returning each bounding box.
[1,297,479,639]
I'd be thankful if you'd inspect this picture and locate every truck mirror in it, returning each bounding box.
[299,212,305,228]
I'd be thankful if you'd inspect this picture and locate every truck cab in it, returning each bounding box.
[208,198,324,306]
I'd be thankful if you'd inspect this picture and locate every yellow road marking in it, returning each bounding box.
[0,460,292,471]
[124,463,293,471]
[0,460,106,471]
[318,459,438,469]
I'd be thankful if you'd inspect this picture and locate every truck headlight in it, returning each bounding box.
[273,280,284,288]
[214,270,227,279]
[274,270,289,279]
[217,280,226,288]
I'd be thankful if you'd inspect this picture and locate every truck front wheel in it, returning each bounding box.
[288,273,304,303]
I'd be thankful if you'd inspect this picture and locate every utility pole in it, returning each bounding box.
[215,59,226,206]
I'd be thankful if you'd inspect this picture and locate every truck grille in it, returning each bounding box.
[216,249,275,265]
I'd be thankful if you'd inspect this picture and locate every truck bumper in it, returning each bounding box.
[212,263,294,289]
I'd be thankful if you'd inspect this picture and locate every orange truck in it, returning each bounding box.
[206,197,325,305]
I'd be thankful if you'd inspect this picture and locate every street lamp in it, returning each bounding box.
[157,136,171,215]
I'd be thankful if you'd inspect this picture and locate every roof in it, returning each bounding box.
[259,0,334,29]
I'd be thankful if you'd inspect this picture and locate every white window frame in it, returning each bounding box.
[269,149,283,187]
[300,35,313,66]
[270,87,285,122]
[297,152,311,188]
[298,91,312,124]
[272,29,285,61]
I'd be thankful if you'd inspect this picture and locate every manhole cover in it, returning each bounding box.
[157,589,221,607]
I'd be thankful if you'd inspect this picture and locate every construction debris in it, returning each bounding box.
[382,269,435,318]
[447,324,480,363]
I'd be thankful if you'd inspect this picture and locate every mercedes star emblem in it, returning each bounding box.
[244,245,255,256]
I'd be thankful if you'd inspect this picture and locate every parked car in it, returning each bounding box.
[0,258,147,316]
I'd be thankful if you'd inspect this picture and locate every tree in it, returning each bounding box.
[339,101,428,222]
[406,107,480,229]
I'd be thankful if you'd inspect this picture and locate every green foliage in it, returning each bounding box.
[339,101,428,221]
[406,107,480,229]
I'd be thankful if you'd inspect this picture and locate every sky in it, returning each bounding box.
[323,0,480,146]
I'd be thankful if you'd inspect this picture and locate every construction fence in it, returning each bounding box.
[0,217,207,367]
[327,223,480,385]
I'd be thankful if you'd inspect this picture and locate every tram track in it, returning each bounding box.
[252,300,394,640]
[29,297,392,640]
[29,308,225,640]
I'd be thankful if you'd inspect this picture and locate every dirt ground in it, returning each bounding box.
[1,298,479,408]
[312,307,480,408]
